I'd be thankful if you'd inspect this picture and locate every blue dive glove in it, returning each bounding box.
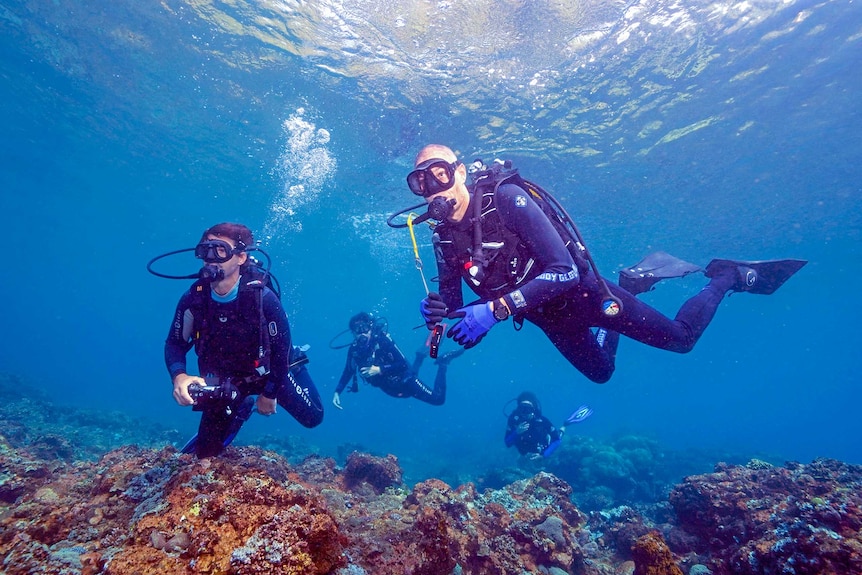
[420,292,448,329]
[447,302,498,348]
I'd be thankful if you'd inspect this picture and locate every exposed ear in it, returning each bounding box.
[237,251,248,265]
[456,161,468,182]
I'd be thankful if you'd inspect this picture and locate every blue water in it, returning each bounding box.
[2,0,860,480]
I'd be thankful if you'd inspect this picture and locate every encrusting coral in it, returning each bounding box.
[631,530,684,575]
[0,446,585,574]
[2,442,862,575]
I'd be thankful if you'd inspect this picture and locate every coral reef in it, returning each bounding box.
[2,441,862,575]
[3,373,862,575]
[669,458,862,574]
[0,446,591,575]
[484,434,761,512]
[0,373,179,462]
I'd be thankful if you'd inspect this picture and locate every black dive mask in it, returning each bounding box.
[195,239,244,263]
[516,401,538,419]
[407,159,461,197]
[351,320,372,336]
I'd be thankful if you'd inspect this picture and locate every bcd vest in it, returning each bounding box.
[188,274,270,379]
[434,178,589,296]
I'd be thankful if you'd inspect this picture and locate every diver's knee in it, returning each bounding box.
[298,410,324,428]
[586,366,614,384]
[426,395,446,406]
[667,341,695,354]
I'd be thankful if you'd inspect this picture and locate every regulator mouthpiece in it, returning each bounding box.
[199,264,225,282]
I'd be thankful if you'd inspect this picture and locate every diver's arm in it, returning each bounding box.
[504,426,519,447]
[504,414,521,447]
[333,350,357,410]
[164,292,195,379]
[164,292,199,406]
[260,289,293,400]
[335,349,355,394]
[495,183,580,314]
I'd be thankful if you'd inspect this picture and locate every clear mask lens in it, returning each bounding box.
[407,159,459,197]
[195,240,236,263]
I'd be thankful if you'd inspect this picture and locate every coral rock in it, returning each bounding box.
[9,440,861,575]
[341,451,403,494]
[669,458,862,574]
[631,530,683,575]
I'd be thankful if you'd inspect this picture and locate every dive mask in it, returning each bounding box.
[516,400,537,419]
[195,239,244,263]
[407,159,461,197]
[351,319,373,336]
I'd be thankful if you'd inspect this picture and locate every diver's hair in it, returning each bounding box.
[516,391,542,413]
[348,312,373,331]
[201,222,254,250]
[415,144,457,166]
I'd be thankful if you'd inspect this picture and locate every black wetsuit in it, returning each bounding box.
[335,331,447,405]
[504,407,563,458]
[434,182,730,383]
[164,276,323,457]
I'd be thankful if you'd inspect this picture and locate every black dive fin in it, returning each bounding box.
[619,251,703,295]
[704,258,807,295]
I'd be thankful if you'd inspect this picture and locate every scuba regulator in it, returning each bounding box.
[147,240,280,298]
[385,195,454,228]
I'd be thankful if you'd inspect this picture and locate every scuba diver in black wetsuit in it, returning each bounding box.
[159,222,323,458]
[504,392,593,459]
[400,144,806,384]
[331,312,462,410]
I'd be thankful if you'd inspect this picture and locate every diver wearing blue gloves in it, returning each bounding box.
[408,144,806,384]
[505,392,593,459]
[163,222,324,458]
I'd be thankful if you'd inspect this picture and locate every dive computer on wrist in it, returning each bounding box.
[493,301,511,321]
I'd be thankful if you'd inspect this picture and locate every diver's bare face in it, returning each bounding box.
[414,154,470,223]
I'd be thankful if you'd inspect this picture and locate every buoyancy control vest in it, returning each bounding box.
[433,162,590,295]
[188,264,272,380]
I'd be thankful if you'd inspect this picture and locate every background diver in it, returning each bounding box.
[504,391,593,459]
[408,144,807,383]
[161,222,324,458]
[332,312,462,410]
